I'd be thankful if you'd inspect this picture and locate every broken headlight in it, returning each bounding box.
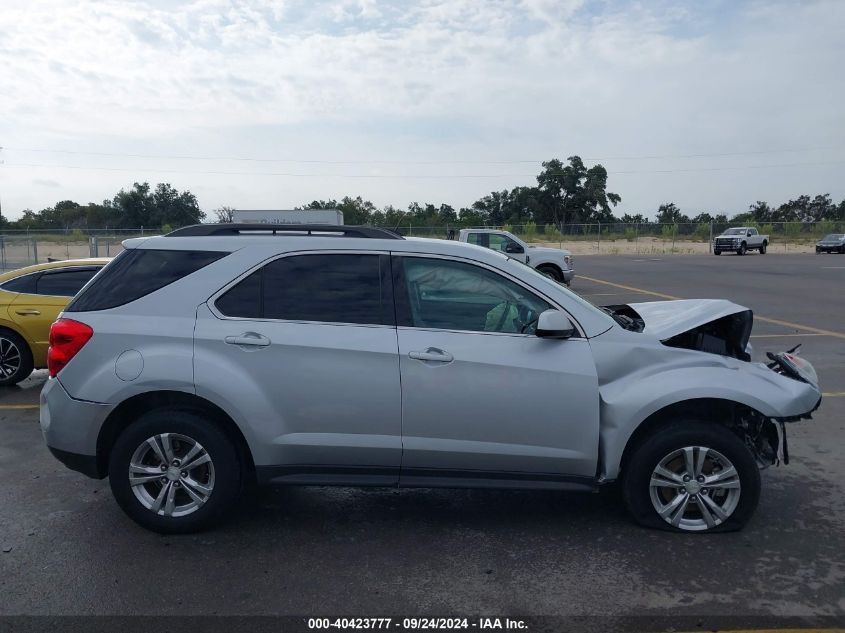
[766,347,819,389]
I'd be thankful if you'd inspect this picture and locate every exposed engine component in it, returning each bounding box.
[661,311,753,361]
[733,409,788,467]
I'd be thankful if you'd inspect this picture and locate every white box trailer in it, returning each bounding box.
[231,209,344,225]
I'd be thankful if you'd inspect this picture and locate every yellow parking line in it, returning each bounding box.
[750,333,827,338]
[0,404,39,410]
[823,392,845,397]
[579,275,679,300]
[579,275,845,340]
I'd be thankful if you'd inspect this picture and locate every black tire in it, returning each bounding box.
[536,264,563,283]
[0,329,34,387]
[736,242,747,256]
[108,409,242,534]
[713,250,721,256]
[759,241,767,254]
[622,421,761,533]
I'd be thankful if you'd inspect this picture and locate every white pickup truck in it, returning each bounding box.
[458,228,574,285]
[713,227,769,256]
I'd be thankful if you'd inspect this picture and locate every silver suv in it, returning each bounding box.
[41,224,821,533]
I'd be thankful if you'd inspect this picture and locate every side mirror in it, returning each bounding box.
[535,310,575,339]
[505,242,524,254]
[747,231,752,237]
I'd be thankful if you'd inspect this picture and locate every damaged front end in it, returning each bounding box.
[735,407,791,468]
[601,299,822,469]
[603,299,754,361]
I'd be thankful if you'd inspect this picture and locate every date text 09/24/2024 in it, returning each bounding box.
[307,618,528,630]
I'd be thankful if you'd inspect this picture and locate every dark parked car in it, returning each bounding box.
[815,234,845,254]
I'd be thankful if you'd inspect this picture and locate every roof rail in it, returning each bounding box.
[165,224,404,240]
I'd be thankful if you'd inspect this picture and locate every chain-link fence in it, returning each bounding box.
[0,228,163,271]
[402,221,845,255]
[1,222,843,272]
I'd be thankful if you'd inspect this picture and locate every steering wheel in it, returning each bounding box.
[517,304,539,333]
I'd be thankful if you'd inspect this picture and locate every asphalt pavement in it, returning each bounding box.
[1,253,843,629]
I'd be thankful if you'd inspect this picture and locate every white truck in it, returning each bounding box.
[232,209,344,225]
[713,227,769,256]
[458,228,574,285]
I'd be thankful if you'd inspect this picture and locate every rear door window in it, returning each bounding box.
[215,253,392,326]
[66,249,227,312]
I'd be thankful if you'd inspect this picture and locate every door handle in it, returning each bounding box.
[224,333,271,347]
[15,309,41,316]
[409,348,453,363]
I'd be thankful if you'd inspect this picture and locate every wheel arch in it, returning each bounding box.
[95,390,256,480]
[534,262,564,281]
[611,397,766,483]
[0,321,33,347]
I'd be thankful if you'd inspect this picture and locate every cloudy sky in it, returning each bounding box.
[1,0,844,220]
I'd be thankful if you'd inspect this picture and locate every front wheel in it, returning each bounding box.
[622,421,760,532]
[108,409,242,533]
[736,243,747,256]
[713,250,721,256]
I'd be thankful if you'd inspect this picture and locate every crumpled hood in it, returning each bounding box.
[627,299,751,340]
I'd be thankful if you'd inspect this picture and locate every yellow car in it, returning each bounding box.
[0,258,109,386]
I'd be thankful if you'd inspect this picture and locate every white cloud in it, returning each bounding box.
[0,0,844,218]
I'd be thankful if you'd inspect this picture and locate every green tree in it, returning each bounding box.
[214,206,235,223]
[656,203,689,224]
[749,201,773,222]
[536,156,621,225]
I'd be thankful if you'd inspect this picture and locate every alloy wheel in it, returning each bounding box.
[129,433,216,517]
[0,337,22,379]
[649,446,741,531]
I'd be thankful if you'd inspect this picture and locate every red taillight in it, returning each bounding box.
[48,319,93,377]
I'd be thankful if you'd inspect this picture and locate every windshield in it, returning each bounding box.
[822,234,844,240]
[721,228,745,235]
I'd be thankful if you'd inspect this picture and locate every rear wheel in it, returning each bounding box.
[759,241,767,254]
[622,421,760,533]
[108,409,242,533]
[0,330,34,387]
[536,264,563,283]
[713,250,721,256]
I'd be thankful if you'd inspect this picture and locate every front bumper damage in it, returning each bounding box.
[746,348,822,469]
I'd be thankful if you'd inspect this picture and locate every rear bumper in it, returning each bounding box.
[48,446,101,478]
[40,377,112,478]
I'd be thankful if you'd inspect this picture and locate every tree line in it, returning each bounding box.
[4,156,845,231]
[1,182,205,231]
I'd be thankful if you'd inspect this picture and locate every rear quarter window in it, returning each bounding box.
[66,249,227,312]
[36,268,101,297]
[0,272,39,294]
